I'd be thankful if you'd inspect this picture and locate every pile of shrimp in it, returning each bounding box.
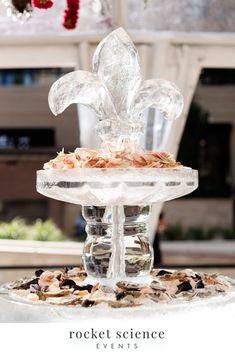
[44,146,181,170]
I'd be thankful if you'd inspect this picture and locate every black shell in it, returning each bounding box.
[176,281,192,294]
[35,269,44,277]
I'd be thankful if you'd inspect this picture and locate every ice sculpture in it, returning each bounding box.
[48,27,183,145]
[37,28,198,282]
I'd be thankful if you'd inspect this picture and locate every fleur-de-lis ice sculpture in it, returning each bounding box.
[48,27,183,146]
[38,28,197,282]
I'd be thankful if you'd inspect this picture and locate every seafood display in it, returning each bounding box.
[43,146,181,170]
[0,26,233,331]
[36,28,199,281]
[4,267,232,309]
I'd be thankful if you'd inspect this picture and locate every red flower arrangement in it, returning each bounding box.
[63,0,80,30]
[30,0,80,30]
[32,0,54,9]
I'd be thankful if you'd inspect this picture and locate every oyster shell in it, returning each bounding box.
[176,281,193,294]
[82,299,96,307]
[46,295,79,305]
[67,267,86,277]
[152,269,174,277]
[12,277,39,290]
[148,291,171,303]
[6,267,232,308]
[108,294,142,308]
[38,289,71,299]
[99,285,116,294]
[88,287,116,304]
[150,280,166,291]
[116,281,145,291]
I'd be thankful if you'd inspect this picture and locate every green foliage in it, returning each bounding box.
[162,224,183,241]
[0,218,65,241]
[162,223,235,241]
[184,227,207,241]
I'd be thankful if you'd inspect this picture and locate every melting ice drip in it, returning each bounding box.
[43,28,189,281]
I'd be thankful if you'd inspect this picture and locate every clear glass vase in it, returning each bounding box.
[82,205,153,280]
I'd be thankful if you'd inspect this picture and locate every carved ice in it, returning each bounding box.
[48,27,183,144]
[43,28,192,282]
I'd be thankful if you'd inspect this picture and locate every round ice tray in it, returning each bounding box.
[0,275,234,322]
[37,167,198,206]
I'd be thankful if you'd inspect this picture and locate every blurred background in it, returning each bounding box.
[0,0,235,283]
